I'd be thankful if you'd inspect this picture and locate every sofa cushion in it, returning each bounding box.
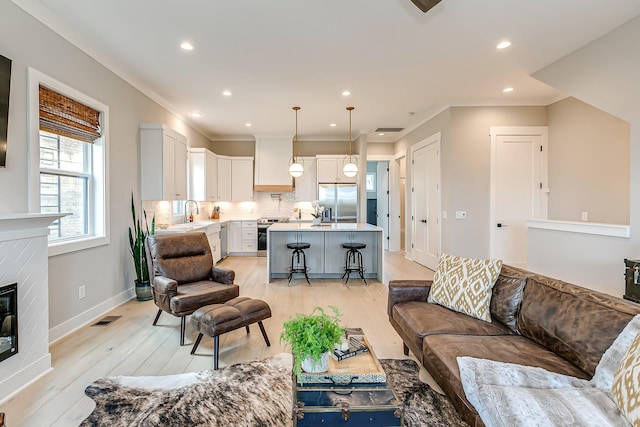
[421,334,589,427]
[392,301,513,353]
[518,275,639,376]
[490,274,526,333]
[612,332,640,425]
[428,253,502,322]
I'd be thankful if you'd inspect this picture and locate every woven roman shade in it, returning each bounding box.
[39,85,101,143]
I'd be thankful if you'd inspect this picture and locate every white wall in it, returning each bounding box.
[529,15,640,297]
[0,2,210,337]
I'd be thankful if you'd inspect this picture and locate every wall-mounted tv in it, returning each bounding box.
[0,54,12,168]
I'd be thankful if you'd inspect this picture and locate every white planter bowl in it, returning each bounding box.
[301,351,330,373]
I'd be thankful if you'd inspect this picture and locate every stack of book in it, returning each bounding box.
[331,336,369,361]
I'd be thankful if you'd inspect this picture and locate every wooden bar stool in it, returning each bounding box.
[287,242,311,286]
[341,242,368,286]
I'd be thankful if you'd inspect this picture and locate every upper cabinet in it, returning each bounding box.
[188,148,217,201]
[217,155,254,201]
[316,155,358,184]
[140,123,188,200]
[254,136,293,192]
[294,157,317,201]
[217,156,232,201]
[231,157,254,201]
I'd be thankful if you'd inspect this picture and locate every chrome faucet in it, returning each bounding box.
[184,200,199,222]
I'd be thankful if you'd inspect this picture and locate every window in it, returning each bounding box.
[28,69,109,256]
[39,131,90,241]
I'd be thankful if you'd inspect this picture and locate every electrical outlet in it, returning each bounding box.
[79,285,86,300]
[581,211,588,222]
[455,211,467,219]
[442,211,448,219]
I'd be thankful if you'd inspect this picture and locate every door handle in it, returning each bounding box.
[497,223,508,228]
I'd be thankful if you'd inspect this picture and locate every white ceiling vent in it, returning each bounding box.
[375,127,404,133]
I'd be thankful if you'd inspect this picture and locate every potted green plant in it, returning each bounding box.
[128,193,155,301]
[280,306,344,376]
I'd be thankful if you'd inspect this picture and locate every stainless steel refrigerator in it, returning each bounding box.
[318,183,358,223]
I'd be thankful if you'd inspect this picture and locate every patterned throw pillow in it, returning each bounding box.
[612,332,640,426]
[428,253,502,322]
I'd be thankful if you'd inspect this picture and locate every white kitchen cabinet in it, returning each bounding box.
[316,155,358,184]
[228,220,257,255]
[216,156,253,201]
[140,123,188,200]
[254,136,293,191]
[241,221,257,253]
[294,157,317,201]
[231,157,254,201]
[188,148,218,202]
[217,156,232,201]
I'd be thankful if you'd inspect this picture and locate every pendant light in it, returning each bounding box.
[343,106,358,178]
[289,106,304,178]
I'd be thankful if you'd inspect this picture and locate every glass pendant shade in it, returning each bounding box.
[343,161,358,177]
[289,161,304,178]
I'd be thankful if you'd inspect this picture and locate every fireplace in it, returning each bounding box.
[0,283,17,363]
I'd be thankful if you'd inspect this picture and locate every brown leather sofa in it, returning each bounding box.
[145,232,239,345]
[388,264,640,427]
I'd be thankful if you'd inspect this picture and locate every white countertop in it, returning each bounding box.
[268,222,383,232]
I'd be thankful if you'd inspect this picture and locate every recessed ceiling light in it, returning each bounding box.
[180,42,194,51]
[342,91,351,96]
[191,112,202,118]
[503,87,514,93]
[496,41,511,49]
[245,123,252,127]
[222,90,232,97]
[378,133,385,136]
[330,123,337,127]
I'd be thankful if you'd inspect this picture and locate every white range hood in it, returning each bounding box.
[254,135,294,192]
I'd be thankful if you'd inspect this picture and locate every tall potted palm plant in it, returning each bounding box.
[128,193,154,301]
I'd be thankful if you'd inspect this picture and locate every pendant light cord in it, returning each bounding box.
[347,106,354,162]
[293,106,300,162]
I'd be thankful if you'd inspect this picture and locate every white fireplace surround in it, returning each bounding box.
[0,213,64,403]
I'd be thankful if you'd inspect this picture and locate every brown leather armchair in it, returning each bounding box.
[145,232,239,345]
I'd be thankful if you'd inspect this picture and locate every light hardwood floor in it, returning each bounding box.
[1,251,436,426]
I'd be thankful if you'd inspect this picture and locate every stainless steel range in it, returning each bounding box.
[257,217,289,256]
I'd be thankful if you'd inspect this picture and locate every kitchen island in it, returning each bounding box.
[267,222,384,283]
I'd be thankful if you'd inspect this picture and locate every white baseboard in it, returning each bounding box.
[49,288,135,344]
[0,354,52,404]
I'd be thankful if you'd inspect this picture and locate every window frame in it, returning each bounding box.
[28,68,110,256]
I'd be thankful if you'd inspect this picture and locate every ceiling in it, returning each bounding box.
[13,0,640,143]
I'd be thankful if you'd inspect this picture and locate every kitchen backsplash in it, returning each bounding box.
[143,192,317,225]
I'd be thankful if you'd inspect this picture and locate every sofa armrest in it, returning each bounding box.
[153,276,178,297]
[211,267,235,284]
[387,280,432,316]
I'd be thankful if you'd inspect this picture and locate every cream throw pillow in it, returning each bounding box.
[428,253,502,322]
[612,332,640,426]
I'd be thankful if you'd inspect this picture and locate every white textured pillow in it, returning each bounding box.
[612,332,640,426]
[592,314,640,390]
[428,253,502,322]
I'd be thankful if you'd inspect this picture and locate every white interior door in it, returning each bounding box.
[491,127,548,268]
[411,134,441,270]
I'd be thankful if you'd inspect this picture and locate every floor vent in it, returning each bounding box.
[92,315,122,327]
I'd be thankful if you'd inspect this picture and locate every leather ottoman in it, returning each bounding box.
[190,297,272,369]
